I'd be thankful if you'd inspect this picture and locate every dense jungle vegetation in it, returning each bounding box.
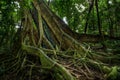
[0,0,120,80]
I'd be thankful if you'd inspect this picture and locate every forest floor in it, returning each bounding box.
[57,50,105,80]
[0,43,120,80]
[56,43,120,80]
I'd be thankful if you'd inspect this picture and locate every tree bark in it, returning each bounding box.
[32,0,86,52]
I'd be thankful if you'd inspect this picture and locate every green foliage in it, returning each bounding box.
[50,0,88,31]
[107,66,119,80]
[20,0,33,8]
[0,0,18,47]
[50,0,120,36]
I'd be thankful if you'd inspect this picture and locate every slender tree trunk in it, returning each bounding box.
[95,0,102,35]
[84,0,94,34]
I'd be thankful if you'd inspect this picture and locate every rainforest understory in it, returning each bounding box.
[0,0,120,80]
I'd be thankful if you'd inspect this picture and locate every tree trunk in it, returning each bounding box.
[31,0,86,52]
